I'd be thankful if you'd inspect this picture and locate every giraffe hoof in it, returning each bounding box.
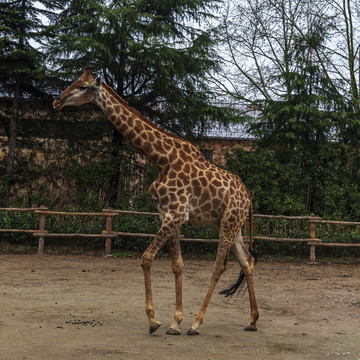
[166,328,181,335]
[244,324,257,331]
[186,328,200,336]
[149,322,161,334]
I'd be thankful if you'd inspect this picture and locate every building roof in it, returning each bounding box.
[204,121,253,140]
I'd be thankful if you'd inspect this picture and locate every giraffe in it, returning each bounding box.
[53,68,259,336]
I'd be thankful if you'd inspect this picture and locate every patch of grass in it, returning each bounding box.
[315,256,360,265]
[258,255,307,263]
[112,251,133,258]
[257,254,360,264]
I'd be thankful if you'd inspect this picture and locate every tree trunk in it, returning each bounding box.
[5,77,20,205]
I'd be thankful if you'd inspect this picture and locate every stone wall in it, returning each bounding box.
[196,138,253,167]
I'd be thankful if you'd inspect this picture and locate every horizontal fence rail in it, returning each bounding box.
[0,207,45,235]
[0,207,359,261]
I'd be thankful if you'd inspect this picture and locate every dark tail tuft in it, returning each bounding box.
[219,250,258,298]
[219,270,246,298]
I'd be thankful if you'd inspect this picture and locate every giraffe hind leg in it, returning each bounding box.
[225,231,259,331]
[186,247,230,335]
[187,223,236,335]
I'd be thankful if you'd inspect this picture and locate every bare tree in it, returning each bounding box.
[213,0,360,115]
[212,0,315,107]
[318,0,360,113]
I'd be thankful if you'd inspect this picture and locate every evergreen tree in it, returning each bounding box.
[0,0,59,205]
[249,27,343,213]
[48,0,232,138]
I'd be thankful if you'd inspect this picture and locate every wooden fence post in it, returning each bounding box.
[309,213,316,263]
[104,208,113,256]
[37,205,47,254]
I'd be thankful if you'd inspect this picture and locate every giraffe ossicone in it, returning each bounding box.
[53,68,259,335]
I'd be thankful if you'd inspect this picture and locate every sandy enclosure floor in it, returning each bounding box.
[0,254,359,360]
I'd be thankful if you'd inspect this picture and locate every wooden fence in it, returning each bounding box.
[0,206,359,261]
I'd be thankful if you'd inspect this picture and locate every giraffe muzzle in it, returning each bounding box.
[52,97,64,110]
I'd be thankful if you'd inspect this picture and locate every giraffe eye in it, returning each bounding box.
[79,86,87,91]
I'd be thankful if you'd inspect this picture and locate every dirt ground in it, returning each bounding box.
[0,254,359,360]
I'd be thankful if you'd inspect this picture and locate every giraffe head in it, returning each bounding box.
[53,68,102,110]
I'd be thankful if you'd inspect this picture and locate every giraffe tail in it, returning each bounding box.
[219,202,257,298]
[219,270,246,298]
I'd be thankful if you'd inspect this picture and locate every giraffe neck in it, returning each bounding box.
[94,83,183,169]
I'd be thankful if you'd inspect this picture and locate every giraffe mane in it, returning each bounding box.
[101,82,203,155]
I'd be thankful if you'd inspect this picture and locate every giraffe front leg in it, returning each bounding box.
[166,237,183,335]
[140,213,184,335]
